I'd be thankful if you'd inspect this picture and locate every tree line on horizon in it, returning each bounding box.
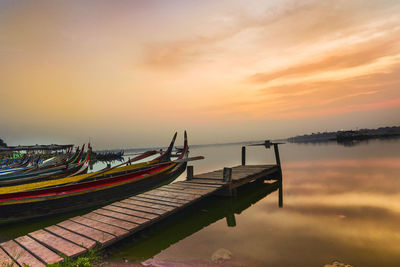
[0,139,7,147]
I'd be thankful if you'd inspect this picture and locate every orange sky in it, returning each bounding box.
[0,0,399,148]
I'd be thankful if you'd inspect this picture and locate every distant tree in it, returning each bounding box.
[0,138,7,147]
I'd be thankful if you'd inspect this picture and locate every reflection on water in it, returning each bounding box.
[0,139,399,267]
[107,180,282,263]
[106,138,400,267]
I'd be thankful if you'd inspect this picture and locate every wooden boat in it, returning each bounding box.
[0,151,91,186]
[0,132,190,223]
[0,146,91,185]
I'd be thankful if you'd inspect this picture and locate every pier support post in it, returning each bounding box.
[226,213,237,227]
[279,179,283,208]
[223,167,232,182]
[186,165,193,181]
[273,143,281,167]
[241,146,246,166]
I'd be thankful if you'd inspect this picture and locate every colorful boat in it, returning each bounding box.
[0,146,91,185]
[0,132,190,223]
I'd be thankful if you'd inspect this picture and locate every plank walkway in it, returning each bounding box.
[0,165,279,266]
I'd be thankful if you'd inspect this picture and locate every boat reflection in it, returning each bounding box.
[107,177,283,262]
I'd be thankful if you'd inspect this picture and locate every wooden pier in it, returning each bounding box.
[0,145,282,266]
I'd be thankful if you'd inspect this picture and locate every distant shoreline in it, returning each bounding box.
[287,126,400,144]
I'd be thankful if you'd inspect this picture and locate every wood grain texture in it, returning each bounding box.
[0,240,45,267]
[102,205,159,220]
[123,198,176,211]
[45,225,96,249]
[0,247,16,266]
[112,201,169,215]
[94,208,149,225]
[15,235,63,264]
[83,212,139,231]
[70,216,129,238]
[131,195,182,207]
[29,229,86,258]
[58,220,115,246]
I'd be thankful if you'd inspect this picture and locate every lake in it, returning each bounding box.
[1,138,399,267]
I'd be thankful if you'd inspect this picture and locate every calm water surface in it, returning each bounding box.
[108,138,400,267]
[1,139,399,267]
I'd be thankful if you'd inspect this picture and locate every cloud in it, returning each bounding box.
[248,38,400,84]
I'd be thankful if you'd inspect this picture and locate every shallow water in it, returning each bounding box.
[1,138,400,267]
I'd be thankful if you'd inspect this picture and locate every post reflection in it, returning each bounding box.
[107,177,283,262]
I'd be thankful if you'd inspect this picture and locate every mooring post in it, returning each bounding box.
[226,213,237,227]
[273,143,281,167]
[223,167,232,182]
[241,146,246,166]
[279,179,283,208]
[186,165,193,181]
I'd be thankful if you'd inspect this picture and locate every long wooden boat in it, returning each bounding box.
[0,144,90,181]
[0,152,91,186]
[0,132,189,224]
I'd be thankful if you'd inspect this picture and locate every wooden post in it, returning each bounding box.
[279,180,283,208]
[264,140,271,149]
[273,143,281,167]
[241,146,246,166]
[223,167,232,182]
[186,165,193,181]
[225,213,236,227]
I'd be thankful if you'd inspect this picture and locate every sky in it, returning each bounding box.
[0,0,399,149]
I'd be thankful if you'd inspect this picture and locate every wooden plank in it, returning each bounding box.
[83,213,139,231]
[141,192,196,203]
[58,220,115,246]
[193,175,223,179]
[94,208,149,225]
[185,179,226,185]
[233,169,267,174]
[187,178,226,184]
[138,193,189,205]
[194,173,222,178]
[0,240,45,267]
[168,187,220,196]
[123,198,176,211]
[29,229,86,258]
[233,165,270,170]
[194,174,222,176]
[193,175,223,180]
[162,184,209,191]
[70,216,129,238]
[15,235,63,265]
[233,169,267,173]
[0,247,16,266]
[175,181,223,189]
[103,205,159,220]
[177,180,222,186]
[112,201,168,215]
[169,183,220,192]
[231,168,280,185]
[156,187,208,196]
[45,225,96,249]
[159,185,213,194]
[149,188,202,197]
[158,186,214,194]
[130,195,182,207]
[147,189,202,198]
[231,170,265,175]
[144,189,201,200]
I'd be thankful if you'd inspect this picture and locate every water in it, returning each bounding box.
[106,138,400,267]
[1,138,399,266]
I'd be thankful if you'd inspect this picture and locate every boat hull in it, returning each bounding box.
[0,163,186,224]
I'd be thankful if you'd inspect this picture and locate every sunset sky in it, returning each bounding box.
[0,0,399,148]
